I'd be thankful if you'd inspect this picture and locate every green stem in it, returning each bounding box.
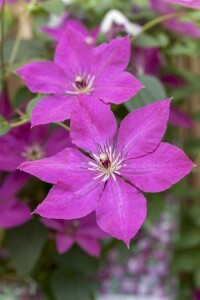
[133,12,185,40]
[0,0,6,86]
[10,119,29,128]
[56,122,70,132]
[8,27,22,65]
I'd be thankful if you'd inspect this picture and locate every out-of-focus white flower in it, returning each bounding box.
[100,9,142,36]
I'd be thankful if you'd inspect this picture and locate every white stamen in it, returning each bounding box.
[87,144,125,182]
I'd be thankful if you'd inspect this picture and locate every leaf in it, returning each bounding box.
[4,40,46,64]
[53,246,99,273]
[51,269,95,300]
[6,220,47,275]
[0,115,10,136]
[26,96,43,117]
[40,0,65,16]
[125,75,167,111]
[171,248,200,273]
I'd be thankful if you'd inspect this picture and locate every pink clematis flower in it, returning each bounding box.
[42,213,107,256]
[164,0,200,9]
[16,30,143,127]
[18,97,194,246]
[42,17,99,45]
[150,0,200,38]
[0,124,73,171]
[0,171,31,228]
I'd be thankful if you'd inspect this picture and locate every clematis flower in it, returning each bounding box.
[42,213,107,256]
[0,124,73,171]
[0,171,31,228]
[42,16,99,45]
[150,0,200,38]
[16,30,143,127]
[164,0,200,9]
[19,97,194,246]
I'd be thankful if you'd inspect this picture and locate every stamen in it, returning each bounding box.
[87,144,126,182]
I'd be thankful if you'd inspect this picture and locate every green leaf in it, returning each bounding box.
[4,40,46,64]
[51,269,95,300]
[0,115,10,136]
[6,220,47,275]
[171,248,200,273]
[133,33,159,47]
[125,75,167,111]
[40,0,65,16]
[26,96,43,117]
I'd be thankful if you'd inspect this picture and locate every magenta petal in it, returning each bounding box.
[56,232,74,254]
[92,36,131,76]
[34,180,104,219]
[31,95,75,126]
[41,218,65,231]
[95,71,143,104]
[70,95,117,152]
[169,106,194,128]
[0,198,31,228]
[117,99,171,159]
[121,142,194,193]
[45,128,74,157]
[54,29,90,72]
[18,148,87,184]
[77,236,101,257]
[165,0,200,9]
[0,171,29,199]
[96,177,147,247]
[16,61,67,94]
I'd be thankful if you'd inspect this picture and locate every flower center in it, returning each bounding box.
[21,144,45,161]
[66,72,95,95]
[88,145,126,182]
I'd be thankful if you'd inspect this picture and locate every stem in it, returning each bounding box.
[10,119,29,128]
[0,0,6,86]
[8,27,22,65]
[133,12,185,40]
[56,122,70,132]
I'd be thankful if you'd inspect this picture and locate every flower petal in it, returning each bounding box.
[117,99,171,159]
[77,236,101,257]
[0,171,29,199]
[121,142,194,193]
[94,71,143,104]
[0,198,31,228]
[70,95,117,152]
[18,148,88,185]
[33,179,104,219]
[96,176,147,247]
[16,61,67,94]
[45,128,75,157]
[31,95,75,127]
[91,36,131,76]
[56,232,74,254]
[54,28,90,73]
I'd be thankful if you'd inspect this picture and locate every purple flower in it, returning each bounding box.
[150,0,200,38]
[42,17,99,45]
[42,213,107,256]
[19,97,194,246]
[0,171,31,228]
[0,125,73,171]
[16,30,143,126]
[165,0,200,9]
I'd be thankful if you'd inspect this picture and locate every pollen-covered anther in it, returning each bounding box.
[88,145,125,182]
